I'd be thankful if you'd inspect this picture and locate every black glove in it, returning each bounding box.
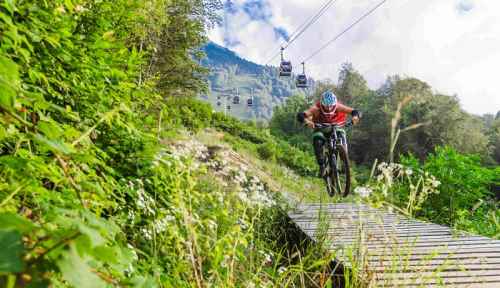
[297,112,306,123]
[351,110,361,118]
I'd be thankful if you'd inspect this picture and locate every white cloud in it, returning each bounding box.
[209,0,500,115]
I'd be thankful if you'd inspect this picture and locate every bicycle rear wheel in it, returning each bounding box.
[333,145,351,197]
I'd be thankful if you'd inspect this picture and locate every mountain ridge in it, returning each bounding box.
[201,42,313,120]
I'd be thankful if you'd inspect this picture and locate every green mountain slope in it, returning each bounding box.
[201,42,314,120]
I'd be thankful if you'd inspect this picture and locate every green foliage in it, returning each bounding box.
[212,112,267,144]
[0,0,234,286]
[488,117,500,163]
[362,147,498,238]
[0,229,24,273]
[269,94,312,151]
[164,96,213,131]
[402,147,497,226]
[257,142,278,161]
[385,147,499,238]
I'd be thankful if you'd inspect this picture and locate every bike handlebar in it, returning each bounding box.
[314,120,353,129]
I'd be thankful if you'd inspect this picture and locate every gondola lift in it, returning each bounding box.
[247,88,254,107]
[296,62,308,88]
[279,47,292,77]
[232,88,240,104]
[233,95,240,104]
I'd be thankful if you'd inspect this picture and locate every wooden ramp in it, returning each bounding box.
[288,203,500,287]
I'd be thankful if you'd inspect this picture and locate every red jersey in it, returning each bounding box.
[305,101,351,126]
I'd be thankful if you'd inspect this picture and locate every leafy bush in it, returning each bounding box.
[257,142,278,161]
[275,141,316,176]
[212,112,266,144]
[164,97,213,131]
[402,146,496,226]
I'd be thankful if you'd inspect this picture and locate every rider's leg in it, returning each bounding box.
[337,129,348,153]
[312,131,327,177]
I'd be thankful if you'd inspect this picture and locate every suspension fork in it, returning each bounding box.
[329,133,338,172]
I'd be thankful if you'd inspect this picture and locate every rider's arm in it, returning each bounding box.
[296,105,317,128]
[337,103,361,124]
[303,106,318,128]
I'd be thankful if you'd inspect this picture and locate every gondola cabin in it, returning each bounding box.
[233,96,240,104]
[226,105,231,111]
[296,74,308,88]
[247,98,253,107]
[279,61,292,77]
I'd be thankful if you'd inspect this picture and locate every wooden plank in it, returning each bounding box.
[288,203,500,286]
[330,234,488,241]
[367,258,500,268]
[370,263,500,272]
[331,242,500,252]
[376,270,500,281]
[330,236,490,246]
[374,276,500,288]
[362,246,500,256]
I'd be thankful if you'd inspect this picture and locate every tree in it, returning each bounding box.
[269,94,312,151]
[488,118,500,163]
[337,63,369,105]
[148,0,223,97]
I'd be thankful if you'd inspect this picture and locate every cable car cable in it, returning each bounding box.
[283,0,338,49]
[263,0,334,64]
[302,0,388,63]
[264,0,339,65]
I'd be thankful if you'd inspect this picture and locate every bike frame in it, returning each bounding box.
[317,123,350,158]
[326,127,346,171]
[315,121,352,197]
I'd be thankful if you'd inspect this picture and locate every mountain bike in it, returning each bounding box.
[314,121,352,197]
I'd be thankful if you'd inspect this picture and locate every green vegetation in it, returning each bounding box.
[0,1,330,286]
[0,0,498,286]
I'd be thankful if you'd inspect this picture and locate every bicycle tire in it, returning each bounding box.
[323,152,335,197]
[334,144,351,197]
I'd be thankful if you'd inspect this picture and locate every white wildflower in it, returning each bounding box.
[261,252,272,266]
[429,176,441,188]
[237,218,248,230]
[207,219,218,231]
[354,186,373,198]
[75,5,88,13]
[153,217,171,234]
[221,255,231,268]
[141,227,152,241]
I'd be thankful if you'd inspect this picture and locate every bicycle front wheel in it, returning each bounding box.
[333,144,351,197]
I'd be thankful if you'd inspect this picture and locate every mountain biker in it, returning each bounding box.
[296,91,360,177]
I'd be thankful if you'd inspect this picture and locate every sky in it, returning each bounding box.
[208,0,500,115]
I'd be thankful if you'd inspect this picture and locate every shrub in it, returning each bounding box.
[164,97,213,131]
[402,146,496,225]
[257,142,277,161]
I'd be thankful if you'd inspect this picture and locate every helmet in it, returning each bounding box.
[320,91,337,113]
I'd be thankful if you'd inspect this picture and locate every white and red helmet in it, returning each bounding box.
[320,91,337,113]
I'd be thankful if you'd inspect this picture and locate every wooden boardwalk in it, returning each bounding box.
[288,203,500,287]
